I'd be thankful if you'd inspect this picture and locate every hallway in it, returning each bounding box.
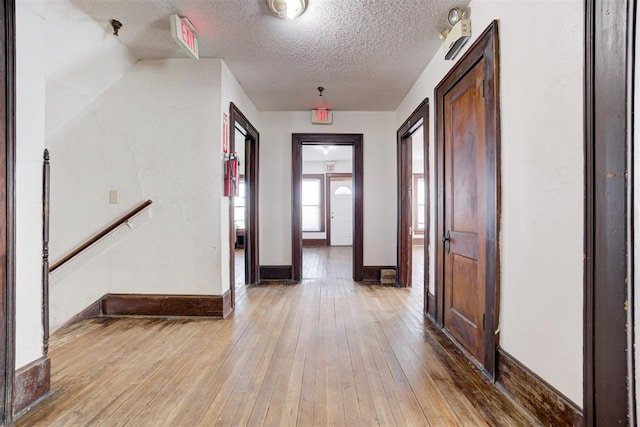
[17,248,532,426]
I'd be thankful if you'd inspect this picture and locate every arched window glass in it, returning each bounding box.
[334,186,352,195]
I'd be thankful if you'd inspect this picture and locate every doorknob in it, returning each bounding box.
[442,230,451,253]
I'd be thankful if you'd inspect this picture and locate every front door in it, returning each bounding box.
[329,178,353,246]
[442,58,487,362]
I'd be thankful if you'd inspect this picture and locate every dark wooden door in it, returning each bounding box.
[442,58,487,362]
[397,102,428,290]
[397,136,412,287]
[244,133,259,286]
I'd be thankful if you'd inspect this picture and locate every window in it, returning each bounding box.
[234,177,245,230]
[302,174,325,232]
[334,186,352,195]
[413,174,425,233]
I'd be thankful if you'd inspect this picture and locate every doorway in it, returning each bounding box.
[435,22,500,376]
[397,100,429,310]
[229,103,259,309]
[292,133,363,281]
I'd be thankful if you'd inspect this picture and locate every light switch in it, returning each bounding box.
[109,190,118,204]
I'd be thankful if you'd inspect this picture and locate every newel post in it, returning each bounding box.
[42,149,49,355]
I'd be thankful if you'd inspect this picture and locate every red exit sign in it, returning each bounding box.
[311,109,333,125]
[170,15,199,60]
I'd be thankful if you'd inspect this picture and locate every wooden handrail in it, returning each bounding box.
[50,199,153,272]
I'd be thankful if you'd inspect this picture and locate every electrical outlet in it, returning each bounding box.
[109,190,118,204]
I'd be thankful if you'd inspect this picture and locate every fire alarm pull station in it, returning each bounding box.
[224,153,240,197]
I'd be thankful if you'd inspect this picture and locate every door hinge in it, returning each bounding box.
[482,313,486,329]
[481,80,486,98]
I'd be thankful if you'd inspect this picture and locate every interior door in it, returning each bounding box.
[442,58,487,362]
[329,179,353,246]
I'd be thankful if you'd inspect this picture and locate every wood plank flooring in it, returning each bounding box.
[16,247,535,426]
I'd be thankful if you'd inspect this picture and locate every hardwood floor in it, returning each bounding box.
[235,249,247,303]
[16,247,535,426]
[412,244,425,290]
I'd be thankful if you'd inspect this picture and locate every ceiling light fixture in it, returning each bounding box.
[440,7,471,60]
[447,7,465,26]
[267,0,307,20]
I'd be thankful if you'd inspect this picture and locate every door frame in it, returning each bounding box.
[292,133,363,282]
[228,103,259,308]
[326,173,353,246]
[434,21,501,377]
[397,99,429,292]
[584,0,634,423]
[1,0,15,421]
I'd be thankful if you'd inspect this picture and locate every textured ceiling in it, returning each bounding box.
[45,0,470,111]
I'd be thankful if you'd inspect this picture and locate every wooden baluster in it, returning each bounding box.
[42,149,49,355]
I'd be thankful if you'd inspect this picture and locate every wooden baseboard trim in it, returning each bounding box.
[221,290,232,318]
[259,265,293,281]
[14,356,51,415]
[362,266,396,283]
[303,238,327,247]
[427,292,435,317]
[59,297,103,331]
[412,237,425,245]
[101,292,231,318]
[497,348,583,426]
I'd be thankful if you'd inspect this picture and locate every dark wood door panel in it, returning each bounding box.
[443,56,487,363]
[449,254,479,322]
[449,231,477,260]
[445,253,482,360]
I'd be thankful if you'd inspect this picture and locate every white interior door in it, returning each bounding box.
[330,179,353,246]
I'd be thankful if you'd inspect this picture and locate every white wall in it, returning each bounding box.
[258,111,396,266]
[48,59,257,330]
[15,0,46,369]
[411,127,424,174]
[395,0,584,405]
[37,1,136,137]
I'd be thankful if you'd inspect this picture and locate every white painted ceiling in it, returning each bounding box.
[37,0,470,111]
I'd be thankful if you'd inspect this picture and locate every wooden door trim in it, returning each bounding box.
[325,173,352,246]
[292,134,363,281]
[434,21,500,377]
[584,1,633,424]
[397,100,429,292]
[1,0,15,421]
[229,103,259,309]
